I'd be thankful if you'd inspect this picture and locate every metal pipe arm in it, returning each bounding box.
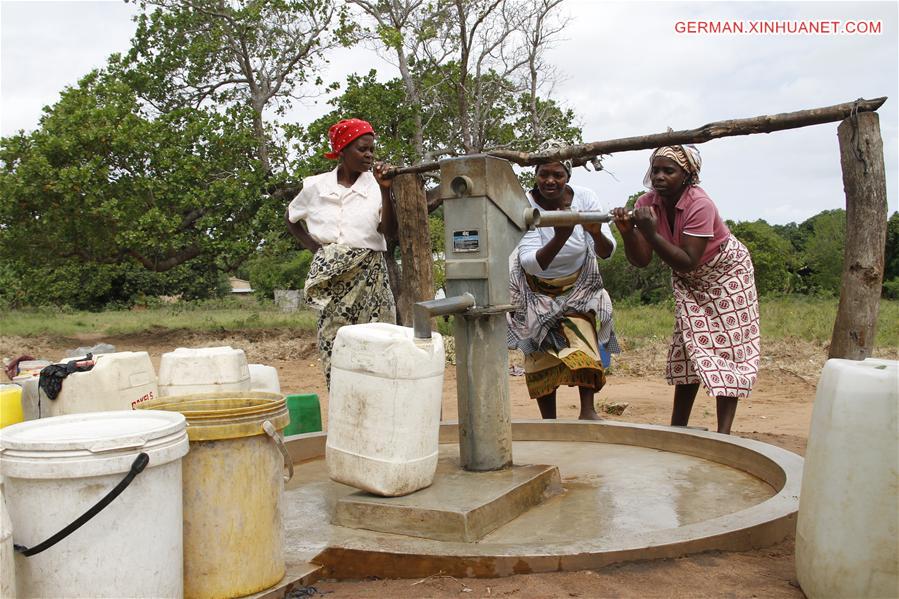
[413,293,476,339]
[523,207,619,229]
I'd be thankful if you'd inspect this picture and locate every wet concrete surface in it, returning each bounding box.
[283,439,776,570]
[484,441,774,544]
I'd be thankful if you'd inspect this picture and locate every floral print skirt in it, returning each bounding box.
[304,244,396,386]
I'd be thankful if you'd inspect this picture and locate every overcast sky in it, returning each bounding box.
[1,0,896,224]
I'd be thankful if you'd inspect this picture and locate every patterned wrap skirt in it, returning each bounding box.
[522,299,608,399]
[508,245,619,399]
[667,235,760,398]
[303,244,396,386]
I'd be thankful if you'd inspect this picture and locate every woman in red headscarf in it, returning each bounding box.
[286,118,398,386]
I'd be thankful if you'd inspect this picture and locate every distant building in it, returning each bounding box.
[229,277,253,294]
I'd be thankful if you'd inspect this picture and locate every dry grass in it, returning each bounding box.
[2,298,897,379]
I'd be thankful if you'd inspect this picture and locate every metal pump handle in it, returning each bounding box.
[523,207,616,229]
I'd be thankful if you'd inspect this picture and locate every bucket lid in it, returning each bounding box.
[0,411,189,479]
[0,411,185,452]
[135,391,290,441]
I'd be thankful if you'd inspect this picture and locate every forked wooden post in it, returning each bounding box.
[392,173,435,326]
[829,111,889,360]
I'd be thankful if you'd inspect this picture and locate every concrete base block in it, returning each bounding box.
[333,459,562,542]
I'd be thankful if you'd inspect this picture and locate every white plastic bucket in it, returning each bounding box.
[0,411,189,598]
[1,480,15,599]
[249,363,281,394]
[46,351,158,416]
[796,358,898,599]
[327,324,445,496]
[158,346,251,397]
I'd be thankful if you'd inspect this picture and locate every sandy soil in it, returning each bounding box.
[2,328,870,598]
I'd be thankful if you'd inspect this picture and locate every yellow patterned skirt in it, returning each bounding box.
[522,271,606,398]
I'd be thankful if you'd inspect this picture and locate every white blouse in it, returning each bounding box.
[287,168,386,252]
[517,184,616,278]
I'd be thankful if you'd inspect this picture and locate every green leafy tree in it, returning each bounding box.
[882,211,899,298]
[429,208,446,290]
[0,66,270,307]
[772,221,807,254]
[286,68,580,170]
[283,71,420,176]
[128,0,349,174]
[802,209,846,295]
[728,220,797,295]
[601,230,671,304]
[243,250,313,300]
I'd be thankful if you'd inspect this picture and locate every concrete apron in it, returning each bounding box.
[282,420,803,580]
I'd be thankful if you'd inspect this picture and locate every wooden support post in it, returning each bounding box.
[383,238,402,323]
[829,111,888,360]
[392,173,435,326]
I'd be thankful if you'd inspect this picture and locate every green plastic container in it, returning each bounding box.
[284,393,322,435]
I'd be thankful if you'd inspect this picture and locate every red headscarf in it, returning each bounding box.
[324,118,375,159]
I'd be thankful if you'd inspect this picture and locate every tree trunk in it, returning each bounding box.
[454,1,473,153]
[392,173,434,325]
[829,111,888,360]
[394,45,425,159]
[384,238,402,324]
[250,106,271,174]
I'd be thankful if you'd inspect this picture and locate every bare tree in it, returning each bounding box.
[442,0,568,152]
[349,0,569,155]
[521,0,568,142]
[348,0,454,161]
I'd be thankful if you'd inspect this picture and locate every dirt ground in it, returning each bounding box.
[5,328,889,598]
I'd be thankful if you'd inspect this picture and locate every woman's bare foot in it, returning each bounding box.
[578,388,602,420]
[578,410,603,421]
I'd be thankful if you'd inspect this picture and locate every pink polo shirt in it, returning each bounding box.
[635,186,730,265]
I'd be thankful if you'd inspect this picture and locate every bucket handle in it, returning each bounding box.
[14,452,149,557]
[262,420,294,483]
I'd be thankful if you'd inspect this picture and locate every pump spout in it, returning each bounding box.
[413,293,476,339]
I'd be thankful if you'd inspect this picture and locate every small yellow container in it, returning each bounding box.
[138,391,291,599]
[0,385,24,429]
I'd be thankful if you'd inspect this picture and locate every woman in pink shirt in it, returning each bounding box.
[611,145,760,434]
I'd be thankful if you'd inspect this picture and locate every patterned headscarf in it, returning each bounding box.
[324,118,375,160]
[643,144,702,188]
[536,139,573,177]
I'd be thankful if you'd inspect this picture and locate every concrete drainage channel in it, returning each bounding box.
[274,420,802,587]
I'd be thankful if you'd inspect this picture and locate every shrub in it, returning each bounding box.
[883,277,899,300]
[245,250,313,299]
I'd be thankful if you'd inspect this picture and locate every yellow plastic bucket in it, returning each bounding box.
[0,385,24,429]
[138,391,291,599]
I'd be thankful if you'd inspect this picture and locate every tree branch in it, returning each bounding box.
[179,208,206,230]
[385,96,889,176]
[126,246,203,272]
